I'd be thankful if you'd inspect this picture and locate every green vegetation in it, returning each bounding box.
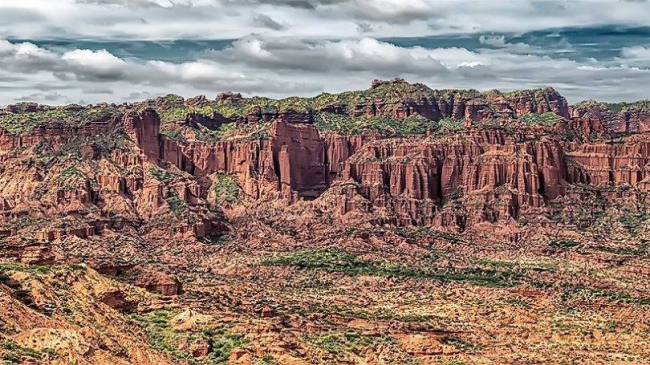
[53,165,81,184]
[160,129,187,143]
[154,94,312,125]
[166,191,186,212]
[213,173,241,204]
[151,81,559,139]
[208,332,248,364]
[1,340,51,364]
[559,284,650,306]
[150,167,178,182]
[441,336,483,352]
[437,118,465,132]
[128,310,248,365]
[0,105,120,135]
[519,112,563,126]
[0,262,51,275]
[592,242,647,257]
[314,113,437,137]
[549,238,580,249]
[619,211,648,232]
[263,249,523,287]
[255,354,278,365]
[345,226,463,244]
[603,100,650,113]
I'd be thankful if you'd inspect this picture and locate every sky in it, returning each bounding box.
[0,0,649,106]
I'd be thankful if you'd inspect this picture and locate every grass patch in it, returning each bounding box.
[441,336,483,352]
[315,113,437,137]
[0,105,120,135]
[437,118,464,132]
[592,242,648,256]
[255,354,278,365]
[263,249,523,287]
[619,211,648,232]
[0,262,51,275]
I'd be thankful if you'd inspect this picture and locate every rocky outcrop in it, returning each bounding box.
[0,107,220,242]
[123,109,161,160]
[271,121,327,199]
[325,80,570,122]
[161,120,327,199]
[0,83,647,240]
[332,128,650,228]
[570,101,650,133]
[130,267,183,296]
[323,133,375,181]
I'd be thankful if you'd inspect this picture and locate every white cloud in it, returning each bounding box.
[1,35,649,106]
[214,37,448,75]
[61,49,128,80]
[0,0,649,40]
[619,46,650,68]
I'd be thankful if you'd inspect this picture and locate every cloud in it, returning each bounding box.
[16,92,67,102]
[0,7,45,25]
[2,34,650,107]
[2,0,649,40]
[619,45,650,68]
[75,0,213,7]
[253,14,287,31]
[345,0,436,24]
[61,49,129,80]
[212,37,448,75]
[82,87,114,94]
[478,35,534,54]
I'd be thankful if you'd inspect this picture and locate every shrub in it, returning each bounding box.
[213,174,241,204]
[437,118,464,132]
[150,167,177,182]
[166,191,186,212]
[519,112,563,126]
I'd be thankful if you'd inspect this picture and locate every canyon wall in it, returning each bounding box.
[334,129,650,227]
[0,85,648,241]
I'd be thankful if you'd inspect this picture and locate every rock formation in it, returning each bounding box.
[0,80,647,241]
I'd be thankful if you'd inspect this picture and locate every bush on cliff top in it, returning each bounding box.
[314,113,437,137]
[0,106,120,135]
[519,112,563,126]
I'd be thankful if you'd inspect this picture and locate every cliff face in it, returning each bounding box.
[332,129,650,228]
[160,120,327,200]
[330,81,570,122]
[0,108,219,246]
[570,101,650,133]
[0,81,648,244]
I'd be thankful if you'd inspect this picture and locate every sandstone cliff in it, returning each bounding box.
[0,80,648,244]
